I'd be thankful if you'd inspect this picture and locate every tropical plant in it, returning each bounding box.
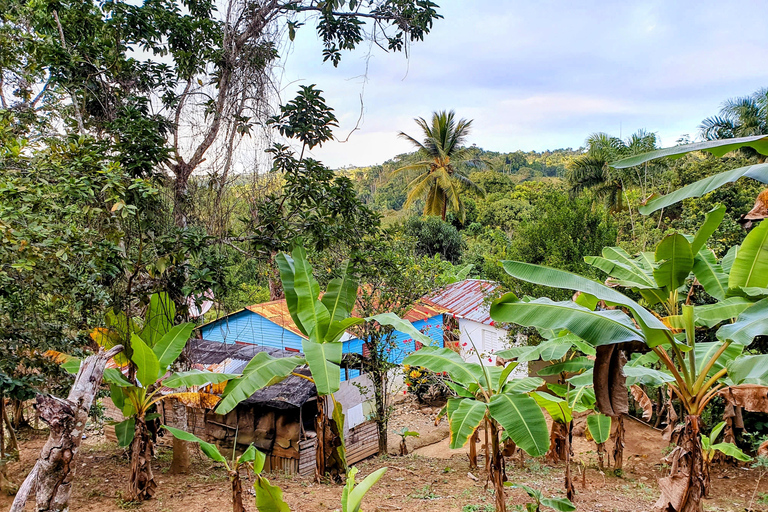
[567,130,658,212]
[213,246,431,481]
[508,483,576,512]
[585,413,612,470]
[394,427,419,455]
[489,210,768,512]
[700,421,751,495]
[395,110,485,222]
[611,135,768,215]
[403,346,549,512]
[700,88,768,162]
[498,330,596,498]
[162,427,262,512]
[89,293,228,500]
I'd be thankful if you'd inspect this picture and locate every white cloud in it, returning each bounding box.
[275,0,768,168]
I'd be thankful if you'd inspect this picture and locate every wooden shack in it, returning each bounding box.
[104,338,378,475]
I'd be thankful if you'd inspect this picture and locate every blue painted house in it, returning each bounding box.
[198,299,448,374]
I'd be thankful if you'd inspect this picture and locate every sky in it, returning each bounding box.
[277,1,768,169]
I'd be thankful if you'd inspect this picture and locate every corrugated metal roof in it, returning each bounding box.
[246,300,307,339]
[403,300,449,322]
[185,339,315,409]
[425,279,501,325]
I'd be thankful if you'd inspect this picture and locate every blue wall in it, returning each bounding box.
[200,310,306,351]
[386,314,444,364]
[200,310,444,377]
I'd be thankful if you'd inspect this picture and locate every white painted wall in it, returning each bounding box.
[457,318,527,379]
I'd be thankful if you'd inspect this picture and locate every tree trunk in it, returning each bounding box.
[596,442,607,471]
[612,415,625,472]
[2,399,19,457]
[230,470,245,512]
[372,370,389,456]
[547,421,569,463]
[655,415,706,512]
[314,395,344,483]
[128,417,156,501]
[399,438,408,456]
[169,437,192,474]
[468,429,478,470]
[565,421,575,502]
[488,420,506,512]
[173,164,192,229]
[10,346,123,512]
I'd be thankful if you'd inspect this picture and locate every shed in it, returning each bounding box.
[104,339,377,475]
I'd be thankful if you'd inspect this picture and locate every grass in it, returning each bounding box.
[462,505,495,512]
[410,484,439,499]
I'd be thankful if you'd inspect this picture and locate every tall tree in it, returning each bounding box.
[395,110,485,222]
[567,130,658,211]
[700,88,768,162]
[1,0,443,227]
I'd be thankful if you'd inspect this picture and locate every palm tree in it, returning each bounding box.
[567,130,658,211]
[395,110,484,222]
[700,88,768,162]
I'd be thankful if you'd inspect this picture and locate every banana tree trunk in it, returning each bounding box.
[129,417,156,500]
[468,429,478,470]
[612,415,625,471]
[488,419,506,512]
[314,395,344,483]
[596,442,607,471]
[547,421,569,463]
[230,470,245,512]
[655,415,706,512]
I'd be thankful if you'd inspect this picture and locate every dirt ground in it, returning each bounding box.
[3,404,767,512]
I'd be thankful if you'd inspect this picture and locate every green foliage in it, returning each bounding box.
[404,215,463,263]
[509,484,576,512]
[396,110,485,222]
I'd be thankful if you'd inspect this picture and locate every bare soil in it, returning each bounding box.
[2,406,766,512]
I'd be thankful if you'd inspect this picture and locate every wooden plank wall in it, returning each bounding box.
[346,421,378,465]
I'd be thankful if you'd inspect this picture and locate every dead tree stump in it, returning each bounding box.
[10,345,123,512]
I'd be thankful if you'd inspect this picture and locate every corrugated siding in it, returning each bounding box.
[200,310,306,351]
[386,314,444,364]
[200,310,366,381]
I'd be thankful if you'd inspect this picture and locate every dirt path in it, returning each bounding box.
[3,417,764,512]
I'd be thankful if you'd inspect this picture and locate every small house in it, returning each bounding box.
[199,299,364,379]
[423,279,527,376]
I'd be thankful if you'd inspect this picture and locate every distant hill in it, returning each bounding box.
[341,146,582,215]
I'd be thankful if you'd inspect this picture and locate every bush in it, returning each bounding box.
[404,216,463,263]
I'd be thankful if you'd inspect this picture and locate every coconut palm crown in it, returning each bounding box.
[395,110,485,222]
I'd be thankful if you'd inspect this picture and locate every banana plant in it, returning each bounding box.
[214,246,431,482]
[585,413,612,470]
[403,346,548,512]
[394,427,419,455]
[531,382,594,500]
[609,135,768,215]
[86,293,233,501]
[700,420,751,496]
[162,426,264,512]
[490,212,768,512]
[508,484,576,512]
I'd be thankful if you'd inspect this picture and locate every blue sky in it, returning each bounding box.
[278,1,768,168]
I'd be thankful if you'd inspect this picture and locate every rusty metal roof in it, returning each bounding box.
[246,300,307,338]
[424,279,501,325]
[403,300,449,322]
